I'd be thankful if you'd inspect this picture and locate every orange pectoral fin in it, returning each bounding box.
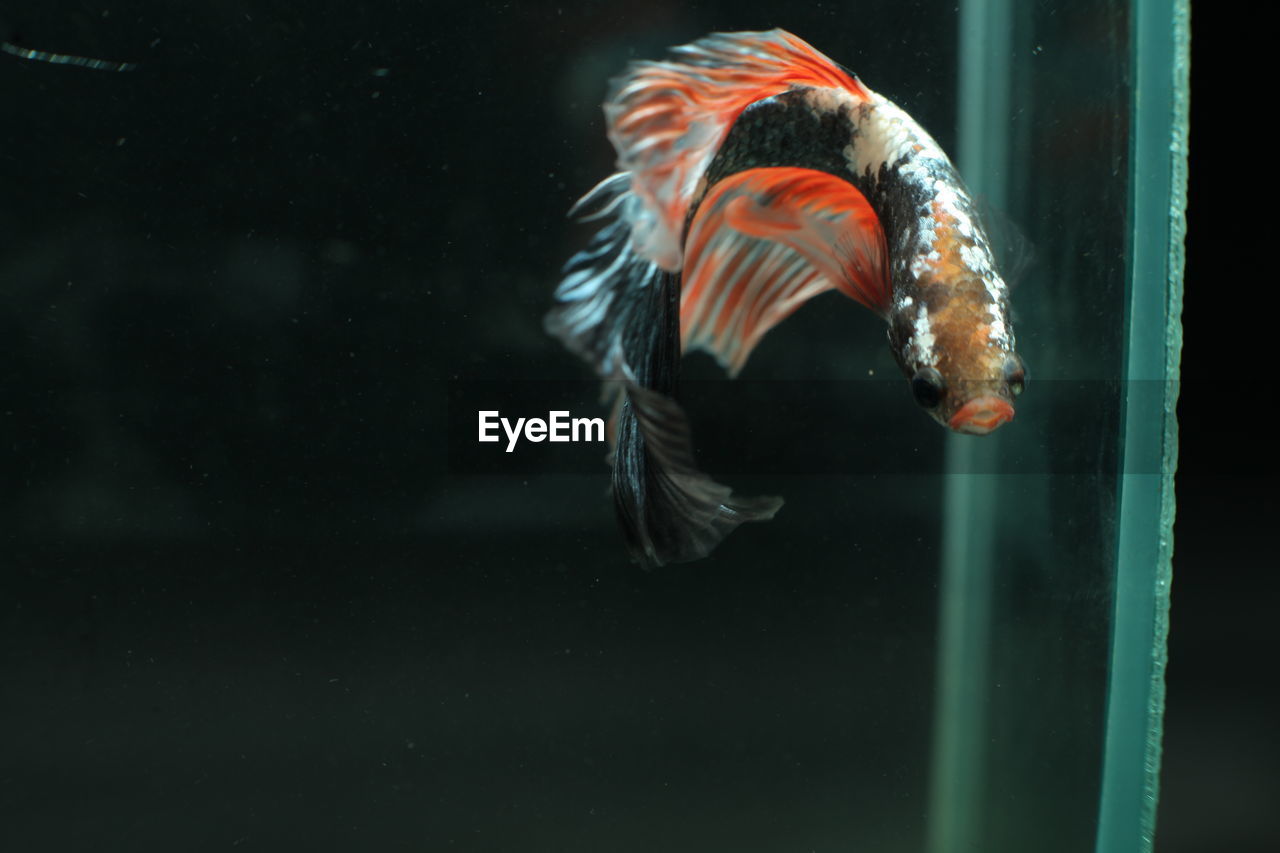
[680,167,889,375]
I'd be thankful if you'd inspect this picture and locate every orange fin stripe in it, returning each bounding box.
[679,167,889,375]
[604,29,869,272]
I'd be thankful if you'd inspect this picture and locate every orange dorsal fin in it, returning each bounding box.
[604,29,869,272]
[679,167,889,375]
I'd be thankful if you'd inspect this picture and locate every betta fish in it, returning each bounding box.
[547,29,1026,567]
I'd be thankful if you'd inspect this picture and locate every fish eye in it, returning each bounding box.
[911,367,945,409]
[1003,355,1027,397]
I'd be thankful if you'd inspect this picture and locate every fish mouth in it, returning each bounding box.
[948,396,1015,435]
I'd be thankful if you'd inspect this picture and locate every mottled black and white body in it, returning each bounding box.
[547,29,1026,566]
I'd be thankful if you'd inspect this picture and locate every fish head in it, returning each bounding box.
[888,284,1025,436]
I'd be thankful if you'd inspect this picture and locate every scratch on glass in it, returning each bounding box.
[2,41,137,72]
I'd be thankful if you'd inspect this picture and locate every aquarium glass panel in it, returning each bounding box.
[929,2,1185,853]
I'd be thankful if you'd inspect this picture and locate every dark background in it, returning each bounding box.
[1157,4,1279,852]
[1,1,1270,852]
[0,4,958,851]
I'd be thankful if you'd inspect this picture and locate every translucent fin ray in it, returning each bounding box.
[546,176,661,380]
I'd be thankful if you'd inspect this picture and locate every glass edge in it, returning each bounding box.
[1094,0,1189,851]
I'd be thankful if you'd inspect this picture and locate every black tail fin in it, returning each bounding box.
[547,174,781,568]
[609,268,782,568]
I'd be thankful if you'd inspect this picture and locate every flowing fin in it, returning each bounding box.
[680,167,889,375]
[546,174,781,567]
[605,29,869,271]
[611,268,782,568]
[546,174,660,381]
[614,378,783,567]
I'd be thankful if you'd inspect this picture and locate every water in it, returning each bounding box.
[0,2,1184,851]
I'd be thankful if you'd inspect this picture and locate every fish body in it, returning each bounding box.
[547,30,1025,566]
